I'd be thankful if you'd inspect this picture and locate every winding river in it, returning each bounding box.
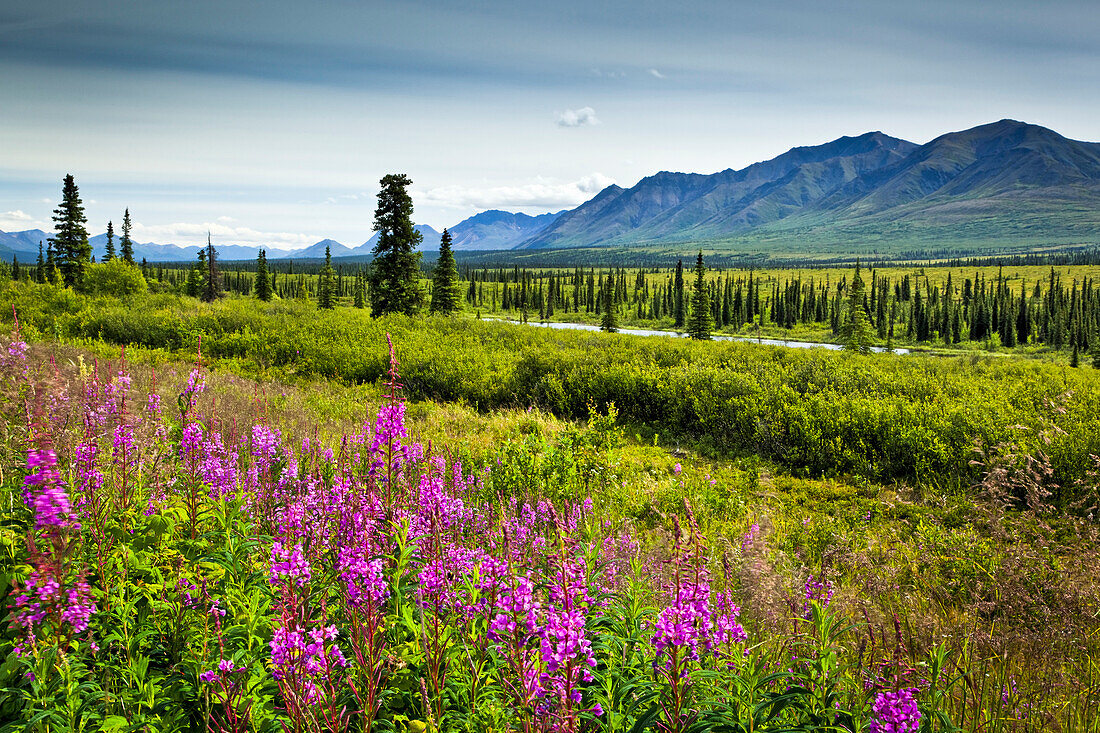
[495,318,910,354]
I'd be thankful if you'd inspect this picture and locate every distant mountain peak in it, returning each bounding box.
[515,119,1100,251]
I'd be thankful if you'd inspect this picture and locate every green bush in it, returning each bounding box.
[78,260,148,297]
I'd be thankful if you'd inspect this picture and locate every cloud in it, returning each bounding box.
[0,210,49,230]
[131,220,316,248]
[556,106,600,127]
[418,173,617,211]
[648,68,665,79]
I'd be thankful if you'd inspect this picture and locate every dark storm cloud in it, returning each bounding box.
[2,0,1095,94]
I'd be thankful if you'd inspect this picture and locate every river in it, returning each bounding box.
[493,318,909,354]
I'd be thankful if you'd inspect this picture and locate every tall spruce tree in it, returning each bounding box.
[186,248,205,297]
[600,273,618,332]
[429,228,462,315]
[368,174,424,316]
[687,251,713,340]
[36,243,45,284]
[120,208,135,264]
[254,249,273,301]
[318,246,336,309]
[45,242,59,284]
[842,262,874,354]
[673,260,685,328]
[104,220,116,261]
[353,270,365,308]
[201,234,222,302]
[49,174,91,287]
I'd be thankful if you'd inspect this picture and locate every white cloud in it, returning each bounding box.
[131,221,316,248]
[648,68,665,79]
[417,173,617,211]
[556,106,600,127]
[0,210,49,231]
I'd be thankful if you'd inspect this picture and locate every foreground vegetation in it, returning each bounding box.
[3,280,1100,731]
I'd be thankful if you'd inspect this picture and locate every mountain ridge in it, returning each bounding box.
[518,119,1100,251]
[4,120,1098,262]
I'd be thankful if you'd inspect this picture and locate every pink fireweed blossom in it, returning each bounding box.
[802,574,835,617]
[652,573,713,672]
[112,424,135,462]
[270,542,312,588]
[25,448,77,530]
[368,401,410,474]
[269,622,348,703]
[251,424,282,462]
[338,546,389,608]
[3,337,28,368]
[869,688,921,733]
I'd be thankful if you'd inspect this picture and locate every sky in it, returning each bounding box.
[1,0,1098,249]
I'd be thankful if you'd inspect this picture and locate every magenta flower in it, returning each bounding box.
[869,688,921,733]
[270,542,312,587]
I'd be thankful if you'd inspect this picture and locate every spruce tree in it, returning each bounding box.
[600,274,618,333]
[11,256,20,281]
[45,242,60,284]
[49,174,91,287]
[318,246,336,309]
[673,260,685,328]
[36,243,45,283]
[368,173,424,316]
[687,251,712,340]
[186,249,205,297]
[254,249,273,301]
[105,220,116,261]
[353,271,365,308]
[842,262,874,354]
[201,234,222,302]
[430,228,462,315]
[120,208,135,264]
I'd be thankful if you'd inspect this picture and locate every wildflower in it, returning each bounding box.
[252,424,282,461]
[869,688,921,733]
[270,542,312,587]
[25,448,76,530]
[652,573,712,671]
[338,547,389,608]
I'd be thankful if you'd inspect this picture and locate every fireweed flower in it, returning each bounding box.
[2,337,29,370]
[711,590,748,649]
[802,574,835,617]
[869,688,921,733]
[199,433,240,500]
[12,448,96,651]
[368,401,410,473]
[112,424,135,461]
[652,571,713,671]
[269,622,349,702]
[270,542,312,587]
[252,424,282,462]
[338,546,389,608]
[25,448,77,530]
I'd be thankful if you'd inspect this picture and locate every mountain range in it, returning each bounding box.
[518,119,1100,252]
[3,119,1098,262]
